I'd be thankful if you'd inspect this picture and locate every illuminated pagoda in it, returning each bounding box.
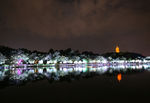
[115,46,120,53]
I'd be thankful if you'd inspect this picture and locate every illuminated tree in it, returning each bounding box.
[0,53,7,64]
[11,53,29,64]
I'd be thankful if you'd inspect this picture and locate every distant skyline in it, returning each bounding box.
[0,0,150,56]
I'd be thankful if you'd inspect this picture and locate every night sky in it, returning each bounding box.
[0,0,150,55]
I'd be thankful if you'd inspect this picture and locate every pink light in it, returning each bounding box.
[17,69,21,75]
[18,59,23,65]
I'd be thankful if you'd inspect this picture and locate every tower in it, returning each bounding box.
[115,46,120,53]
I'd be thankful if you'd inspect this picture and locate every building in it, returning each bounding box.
[116,46,120,53]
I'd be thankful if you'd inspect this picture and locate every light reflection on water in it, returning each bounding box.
[0,64,150,87]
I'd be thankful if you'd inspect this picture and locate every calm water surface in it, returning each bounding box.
[0,64,150,103]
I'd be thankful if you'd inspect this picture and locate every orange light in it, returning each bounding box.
[34,69,38,73]
[117,73,122,82]
[116,46,120,53]
[34,60,39,64]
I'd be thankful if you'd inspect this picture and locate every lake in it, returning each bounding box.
[0,64,150,103]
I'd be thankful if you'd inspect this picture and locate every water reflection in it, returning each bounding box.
[0,63,150,88]
[117,73,122,82]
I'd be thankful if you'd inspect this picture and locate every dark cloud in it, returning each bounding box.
[58,0,75,3]
[0,0,150,55]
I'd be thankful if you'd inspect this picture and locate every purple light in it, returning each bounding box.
[17,69,21,75]
[18,59,23,65]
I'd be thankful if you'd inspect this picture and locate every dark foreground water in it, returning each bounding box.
[0,65,150,103]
